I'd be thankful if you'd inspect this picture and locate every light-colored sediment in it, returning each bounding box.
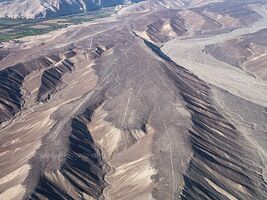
[90,107,156,200]
[162,5,267,107]
[0,1,267,199]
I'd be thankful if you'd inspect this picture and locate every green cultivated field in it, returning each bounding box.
[0,8,114,42]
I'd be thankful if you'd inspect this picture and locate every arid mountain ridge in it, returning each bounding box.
[0,0,236,19]
[0,0,143,19]
[0,0,267,200]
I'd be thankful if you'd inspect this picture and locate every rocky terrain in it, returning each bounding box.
[0,0,143,19]
[0,0,267,200]
[205,28,267,81]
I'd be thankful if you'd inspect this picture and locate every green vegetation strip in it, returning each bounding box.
[0,8,114,42]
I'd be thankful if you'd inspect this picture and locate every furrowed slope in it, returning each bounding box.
[0,0,267,200]
[180,0,263,36]
[146,42,267,200]
[205,28,267,81]
[0,57,53,124]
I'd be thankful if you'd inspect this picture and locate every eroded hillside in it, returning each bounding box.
[0,0,267,200]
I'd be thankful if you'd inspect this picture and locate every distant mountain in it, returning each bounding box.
[0,0,143,19]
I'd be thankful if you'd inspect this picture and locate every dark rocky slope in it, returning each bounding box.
[0,0,266,199]
[37,59,75,102]
[0,57,53,124]
[145,41,267,200]
[26,108,108,200]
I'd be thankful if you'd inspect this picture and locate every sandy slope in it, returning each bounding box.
[162,5,267,107]
[0,0,267,200]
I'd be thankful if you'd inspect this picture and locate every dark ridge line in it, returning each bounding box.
[142,37,267,200]
[24,95,109,200]
[0,57,54,124]
[23,47,116,199]
[37,59,75,102]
